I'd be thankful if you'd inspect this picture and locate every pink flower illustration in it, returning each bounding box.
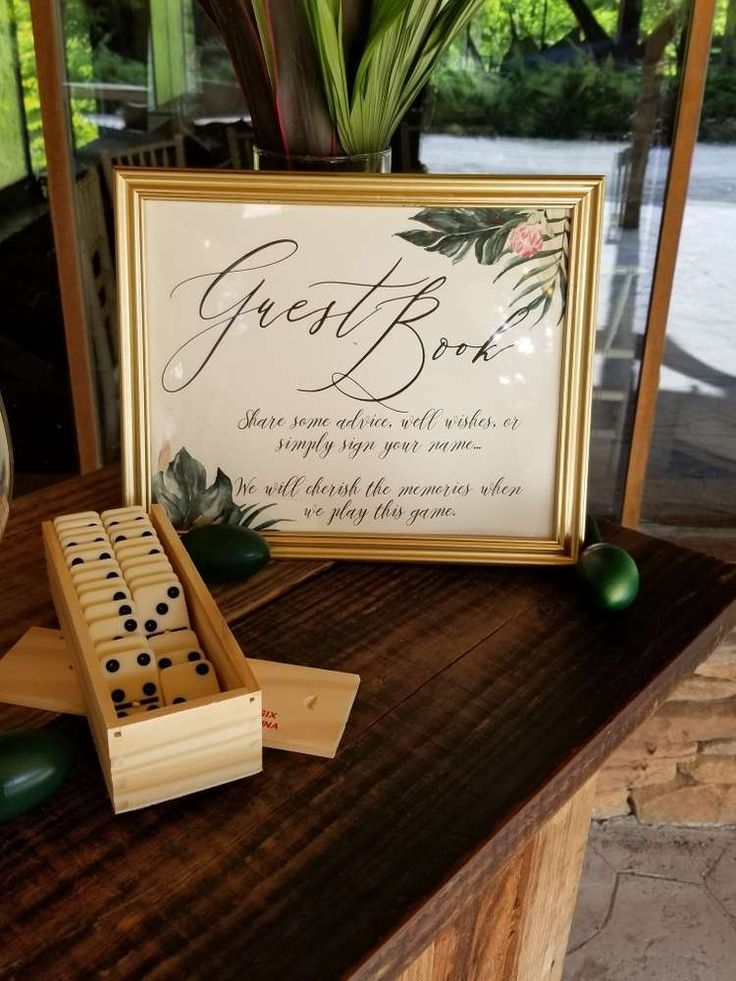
[508,222,544,258]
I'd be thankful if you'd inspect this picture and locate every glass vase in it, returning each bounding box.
[253,147,391,173]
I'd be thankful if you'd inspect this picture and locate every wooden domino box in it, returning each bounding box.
[42,503,262,813]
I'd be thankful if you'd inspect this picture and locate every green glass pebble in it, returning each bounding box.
[0,729,75,822]
[577,542,640,611]
[183,524,270,584]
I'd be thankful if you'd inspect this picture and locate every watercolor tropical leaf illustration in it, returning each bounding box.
[396,207,569,328]
[152,447,288,533]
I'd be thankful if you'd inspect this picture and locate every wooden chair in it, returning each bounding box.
[99,134,185,198]
[75,167,119,461]
[590,266,639,480]
[610,146,633,237]
[225,123,254,170]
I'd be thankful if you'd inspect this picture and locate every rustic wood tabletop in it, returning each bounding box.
[1,468,735,980]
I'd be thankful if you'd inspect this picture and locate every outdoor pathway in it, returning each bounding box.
[421,134,736,525]
[563,818,736,981]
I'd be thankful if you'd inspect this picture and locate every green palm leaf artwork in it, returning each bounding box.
[152,447,289,533]
[396,207,570,329]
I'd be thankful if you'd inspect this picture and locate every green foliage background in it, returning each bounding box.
[429,56,644,138]
[0,0,734,192]
[0,0,25,186]
[11,0,99,174]
[424,0,736,141]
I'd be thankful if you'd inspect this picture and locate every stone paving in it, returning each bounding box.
[564,819,736,981]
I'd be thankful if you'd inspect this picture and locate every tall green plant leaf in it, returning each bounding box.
[260,0,338,154]
[341,0,373,87]
[199,0,337,155]
[302,0,352,146]
[304,0,486,154]
[197,0,282,153]
[203,0,487,155]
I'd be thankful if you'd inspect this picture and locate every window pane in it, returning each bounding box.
[56,0,250,462]
[48,0,697,504]
[0,0,27,187]
[642,1,736,527]
[418,0,687,519]
[60,0,247,164]
[0,0,77,489]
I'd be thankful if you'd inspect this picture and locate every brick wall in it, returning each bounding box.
[594,627,736,824]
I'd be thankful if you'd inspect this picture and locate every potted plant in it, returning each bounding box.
[197,0,484,171]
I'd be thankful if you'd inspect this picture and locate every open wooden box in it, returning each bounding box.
[42,503,262,813]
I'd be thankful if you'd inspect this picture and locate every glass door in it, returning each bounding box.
[0,0,77,490]
[21,0,726,537]
[642,0,736,531]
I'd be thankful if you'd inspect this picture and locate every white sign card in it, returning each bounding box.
[117,173,603,564]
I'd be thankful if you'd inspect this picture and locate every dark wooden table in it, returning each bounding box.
[2,468,735,981]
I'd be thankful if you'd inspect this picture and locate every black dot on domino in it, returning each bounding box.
[187,651,201,662]
[106,572,119,580]
[195,663,210,676]
[71,557,83,566]
[167,586,180,599]
[105,658,120,673]
[119,604,132,615]
[142,682,157,696]
[100,551,111,560]
[156,602,168,615]
[113,590,126,601]
[114,534,126,543]
[149,548,160,555]
[159,657,172,669]
[142,531,152,537]
[145,619,157,633]
[124,619,137,632]
[173,697,186,704]
[111,688,125,703]
[67,541,77,547]
[137,652,151,666]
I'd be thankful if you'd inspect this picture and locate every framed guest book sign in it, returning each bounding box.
[116,171,603,564]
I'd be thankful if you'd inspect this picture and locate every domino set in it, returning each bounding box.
[42,503,262,813]
[53,506,220,718]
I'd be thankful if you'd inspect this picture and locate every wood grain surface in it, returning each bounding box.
[396,848,526,981]
[506,779,596,981]
[2,468,736,980]
[397,780,595,981]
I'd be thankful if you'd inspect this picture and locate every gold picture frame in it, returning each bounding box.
[116,170,603,565]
